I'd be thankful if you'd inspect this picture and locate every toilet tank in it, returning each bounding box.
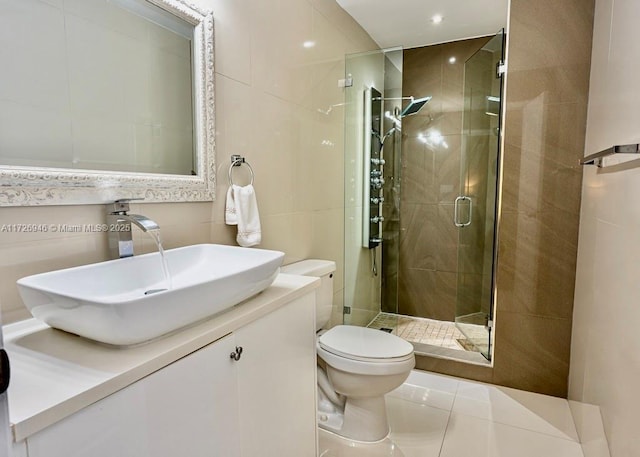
[280,259,336,331]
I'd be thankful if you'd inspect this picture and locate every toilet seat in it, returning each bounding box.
[319,325,414,361]
[317,326,415,376]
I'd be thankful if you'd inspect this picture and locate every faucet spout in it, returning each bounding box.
[105,200,160,258]
[116,214,160,233]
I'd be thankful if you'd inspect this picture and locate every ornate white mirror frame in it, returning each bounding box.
[0,0,215,206]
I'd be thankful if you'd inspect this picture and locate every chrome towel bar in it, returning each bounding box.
[580,144,640,168]
[228,154,255,186]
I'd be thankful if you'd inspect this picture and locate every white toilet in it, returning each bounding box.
[281,259,415,442]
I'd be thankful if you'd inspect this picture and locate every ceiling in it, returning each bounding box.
[336,0,509,49]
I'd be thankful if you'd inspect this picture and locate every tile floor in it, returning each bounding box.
[319,370,593,457]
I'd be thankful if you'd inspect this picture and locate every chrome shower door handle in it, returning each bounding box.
[454,196,463,227]
[465,197,473,227]
[454,196,472,227]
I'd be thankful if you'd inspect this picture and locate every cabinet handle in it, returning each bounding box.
[230,346,243,361]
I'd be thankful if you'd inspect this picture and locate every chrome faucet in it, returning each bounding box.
[106,200,160,258]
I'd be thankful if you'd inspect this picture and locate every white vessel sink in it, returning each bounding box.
[17,244,285,346]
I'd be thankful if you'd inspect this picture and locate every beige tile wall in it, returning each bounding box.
[417,0,595,397]
[0,0,378,324]
[398,37,492,322]
[492,0,594,397]
[569,0,640,454]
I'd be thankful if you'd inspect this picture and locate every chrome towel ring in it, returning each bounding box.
[228,154,254,186]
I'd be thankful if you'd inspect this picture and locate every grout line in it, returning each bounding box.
[449,409,582,444]
[437,409,454,457]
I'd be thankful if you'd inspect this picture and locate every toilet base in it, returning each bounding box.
[317,408,344,434]
[318,395,390,442]
[341,396,390,442]
[318,428,406,457]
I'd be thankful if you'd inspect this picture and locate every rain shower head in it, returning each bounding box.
[373,95,432,147]
[372,95,432,118]
[400,96,432,118]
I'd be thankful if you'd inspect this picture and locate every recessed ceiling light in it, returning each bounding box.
[448,56,456,64]
[303,40,316,48]
[431,14,443,24]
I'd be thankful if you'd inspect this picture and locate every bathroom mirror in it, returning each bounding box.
[0,0,215,206]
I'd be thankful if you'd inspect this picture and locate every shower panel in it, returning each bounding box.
[363,87,384,249]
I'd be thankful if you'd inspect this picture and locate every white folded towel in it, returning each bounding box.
[225,186,237,225]
[225,184,261,247]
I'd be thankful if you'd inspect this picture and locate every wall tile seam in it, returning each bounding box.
[497,226,581,245]
[306,2,378,51]
[243,82,335,113]
[308,6,350,48]
[501,146,588,165]
[495,305,573,320]
[492,309,574,322]
[214,70,252,89]
[503,130,589,149]
[503,139,588,151]
[496,211,584,228]
[275,208,342,217]
[496,264,576,282]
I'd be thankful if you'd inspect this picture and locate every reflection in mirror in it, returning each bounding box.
[341,1,508,364]
[1,0,195,175]
[0,0,214,206]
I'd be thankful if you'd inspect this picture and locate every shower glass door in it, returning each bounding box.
[343,48,403,328]
[454,30,505,361]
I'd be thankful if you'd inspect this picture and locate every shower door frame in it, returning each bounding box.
[454,29,507,362]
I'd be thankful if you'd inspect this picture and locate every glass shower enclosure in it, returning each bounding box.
[343,31,505,362]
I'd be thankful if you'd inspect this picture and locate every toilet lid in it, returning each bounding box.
[318,325,414,361]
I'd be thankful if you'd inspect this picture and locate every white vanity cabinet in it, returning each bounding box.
[26,333,240,457]
[22,293,318,457]
[234,291,317,456]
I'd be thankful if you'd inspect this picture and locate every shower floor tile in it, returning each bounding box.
[367,312,482,352]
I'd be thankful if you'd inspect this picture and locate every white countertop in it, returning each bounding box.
[4,273,319,442]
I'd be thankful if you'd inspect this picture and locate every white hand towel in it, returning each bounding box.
[225,186,237,225]
[231,184,261,247]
